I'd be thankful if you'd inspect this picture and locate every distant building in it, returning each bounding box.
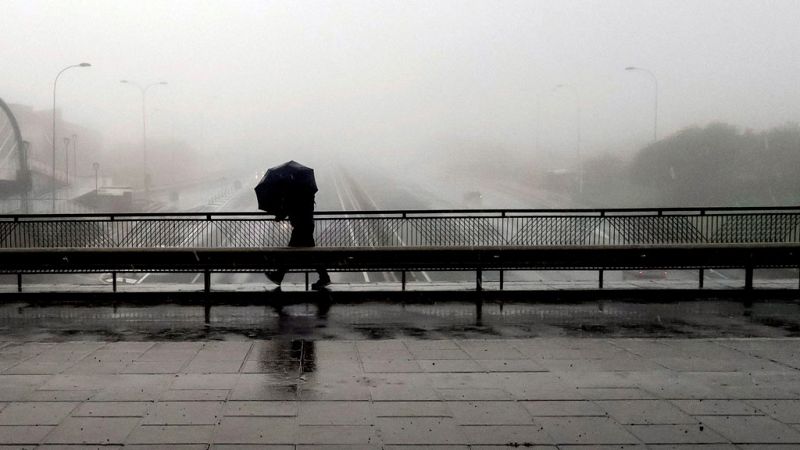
[7,103,103,183]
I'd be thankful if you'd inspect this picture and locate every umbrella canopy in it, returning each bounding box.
[254,160,317,214]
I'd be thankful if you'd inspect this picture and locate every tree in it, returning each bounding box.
[629,122,800,206]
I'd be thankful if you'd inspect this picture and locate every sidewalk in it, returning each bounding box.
[1,337,800,447]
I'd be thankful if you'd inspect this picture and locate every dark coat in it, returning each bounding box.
[284,193,316,247]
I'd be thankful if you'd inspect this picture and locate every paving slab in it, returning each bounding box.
[38,445,125,450]
[697,415,800,444]
[476,358,548,372]
[0,425,56,444]
[126,425,216,444]
[596,399,698,424]
[212,446,293,450]
[418,359,483,372]
[447,400,533,425]
[213,416,297,444]
[0,401,78,425]
[298,401,373,425]
[472,446,556,450]
[670,399,764,416]
[160,388,231,401]
[625,423,729,444]
[295,425,378,445]
[376,417,466,444]
[225,400,297,416]
[42,416,140,444]
[142,400,224,425]
[72,401,152,417]
[536,416,642,445]
[460,425,554,445]
[126,446,208,450]
[0,336,797,446]
[558,446,646,450]
[748,399,800,423]
[521,400,606,417]
[373,400,452,417]
[297,446,383,450]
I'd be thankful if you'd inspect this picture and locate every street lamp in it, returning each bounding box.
[63,137,70,187]
[553,84,583,193]
[72,133,78,182]
[120,80,168,197]
[92,162,100,193]
[625,66,659,141]
[52,62,91,212]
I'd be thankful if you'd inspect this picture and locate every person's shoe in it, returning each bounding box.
[265,272,283,285]
[311,278,331,290]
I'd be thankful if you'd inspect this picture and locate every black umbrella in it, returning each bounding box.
[254,160,317,214]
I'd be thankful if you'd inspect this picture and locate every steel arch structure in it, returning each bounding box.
[0,97,31,202]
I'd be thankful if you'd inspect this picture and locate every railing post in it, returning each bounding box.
[401,271,407,291]
[499,270,504,290]
[476,269,482,291]
[744,266,753,290]
[204,270,211,293]
[16,273,22,293]
[699,269,704,289]
[305,272,309,291]
[599,269,604,289]
[112,272,117,292]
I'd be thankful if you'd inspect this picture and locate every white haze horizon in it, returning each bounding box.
[2,0,799,176]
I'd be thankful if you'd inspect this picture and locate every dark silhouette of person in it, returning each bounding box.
[266,191,330,290]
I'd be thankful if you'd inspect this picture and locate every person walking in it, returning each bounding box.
[265,190,331,290]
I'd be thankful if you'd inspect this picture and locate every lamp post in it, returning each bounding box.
[72,133,78,182]
[52,63,91,212]
[120,80,167,197]
[553,84,583,193]
[63,137,70,187]
[625,66,658,142]
[93,162,100,193]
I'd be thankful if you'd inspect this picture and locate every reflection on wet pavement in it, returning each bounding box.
[1,299,800,341]
[2,300,800,446]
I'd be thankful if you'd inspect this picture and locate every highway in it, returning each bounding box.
[113,164,652,290]
[18,163,580,291]
[2,163,782,292]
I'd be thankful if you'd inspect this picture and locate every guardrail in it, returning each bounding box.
[2,206,800,249]
[1,207,798,294]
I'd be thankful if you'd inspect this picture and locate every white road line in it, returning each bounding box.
[135,273,151,284]
[332,171,370,282]
[337,170,399,282]
[351,171,432,283]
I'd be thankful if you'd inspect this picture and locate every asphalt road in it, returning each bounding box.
[2,164,793,291]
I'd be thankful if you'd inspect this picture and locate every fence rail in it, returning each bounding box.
[2,207,800,249]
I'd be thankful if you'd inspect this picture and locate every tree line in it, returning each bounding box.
[582,122,800,207]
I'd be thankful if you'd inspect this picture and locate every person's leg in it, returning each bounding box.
[292,217,330,289]
[265,268,285,285]
[317,268,330,282]
[311,269,330,290]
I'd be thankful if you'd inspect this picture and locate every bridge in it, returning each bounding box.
[1,206,799,295]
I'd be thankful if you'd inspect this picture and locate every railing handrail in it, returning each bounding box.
[2,205,800,220]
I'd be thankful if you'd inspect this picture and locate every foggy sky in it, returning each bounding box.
[2,0,799,171]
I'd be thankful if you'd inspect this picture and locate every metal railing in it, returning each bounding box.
[1,206,799,249]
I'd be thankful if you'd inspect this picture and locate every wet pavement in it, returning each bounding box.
[2,299,800,341]
[1,300,800,447]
